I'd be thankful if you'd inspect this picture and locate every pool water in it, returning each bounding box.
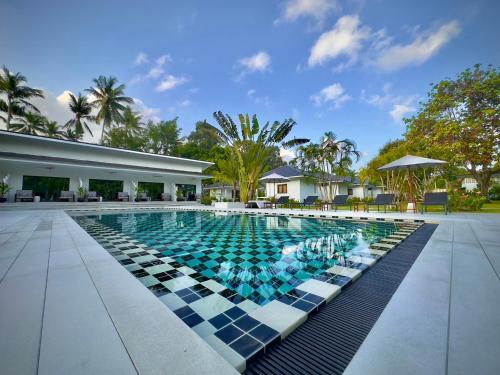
[74,210,405,306]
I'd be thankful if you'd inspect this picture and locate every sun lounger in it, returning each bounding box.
[302,195,319,208]
[328,194,349,211]
[15,190,34,202]
[265,196,289,209]
[161,193,172,201]
[117,192,130,202]
[86,191,101,202]
[366,194,396,213]
[421,192,449,214]
[136,192,151,201]
[59,191,75,202]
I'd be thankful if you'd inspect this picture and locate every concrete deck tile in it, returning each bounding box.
[296,279,341,302]
[38,248,136,375]
[447,242,500,375]
[249,300,307,338]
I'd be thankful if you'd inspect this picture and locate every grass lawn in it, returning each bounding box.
[480,200,500,213]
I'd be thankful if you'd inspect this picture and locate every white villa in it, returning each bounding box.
[262,165,383,202]
[0,131,212,202]
[203,183,239,201]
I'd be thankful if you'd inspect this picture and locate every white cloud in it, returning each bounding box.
[389,102,415,122]
[278,0,339,26]
[132,98,161,122]
[178,99,191,108]
[280,147,296,162]
[364,83,417,123]
[237,51,271,79]
[372,21,461,71]
[246,89,271,107]
[308,15,370,67]
[134,52,149,66]
[147,66,164,79]
[311,83,351,108]
[156,75,189,92]
[155,54,172,66]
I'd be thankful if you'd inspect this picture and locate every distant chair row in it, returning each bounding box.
[260,192,449,214]
[13,190,175,202]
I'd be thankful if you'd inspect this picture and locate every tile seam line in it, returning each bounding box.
[468,221,500,281]
[445,221,454,375]
[64,216,140,375]
[0,217,41,284]
[36,217,53,375]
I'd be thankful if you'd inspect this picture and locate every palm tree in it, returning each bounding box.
[86,76,133,143]
[10,112,46,135]
[44,120,65,139]
[207,111,309,202]
[120,106,144,137]
[214,149,240,202]
[64,93,95,140]
[63,128,80,142]
[0,67,44,130]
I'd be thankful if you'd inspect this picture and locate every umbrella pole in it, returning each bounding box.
[407,168,416,213]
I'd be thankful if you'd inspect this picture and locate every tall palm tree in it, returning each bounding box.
[120,106,144,137]
[207,111,309,202]
[10,112,46,135]
[214,149,240,202]
[0,67,44,130]
[63,128,80,142]
[86,76,133,143]
[64,93,95,140]
[44,120,65,139]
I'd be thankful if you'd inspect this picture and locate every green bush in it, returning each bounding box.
[449,189,487,211]
[201,196,212,205]
[489,183,500,200]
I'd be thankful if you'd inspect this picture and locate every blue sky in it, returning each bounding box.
[1,0,499,166]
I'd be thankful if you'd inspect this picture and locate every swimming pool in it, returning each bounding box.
[73,209,419,371]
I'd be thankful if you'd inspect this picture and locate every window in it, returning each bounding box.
[277,184,287,194]
[176,184,197,201]
[347,188,353,196]
[138,182,164,201]
[22,175,70,201]
[89,179,124,201]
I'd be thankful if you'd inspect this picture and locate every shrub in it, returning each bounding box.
[489,183,500,201]
[201,196,212,205]
[449,189,487,211]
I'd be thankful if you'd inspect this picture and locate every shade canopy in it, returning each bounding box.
[378,155,447,171]
[259,173,290,183]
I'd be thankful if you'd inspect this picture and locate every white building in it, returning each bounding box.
[262,165,383,202]
[0,131,212,202]
[461,174,500,191]
[203,183,239,201]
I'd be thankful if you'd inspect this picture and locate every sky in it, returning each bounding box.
[1,0,499,167]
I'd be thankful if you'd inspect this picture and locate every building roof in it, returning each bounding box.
[0,130,214,168]
[263,165,352,183]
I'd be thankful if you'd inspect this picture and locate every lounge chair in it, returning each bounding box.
[117,192,130,202]
[421,192,449,215]
[87,191,101,202]
[136,192,151,202]
[15,190,34,202]
[302,195,319,208]
[161,193,172,201]
[265,196,289,209]
[59,191,75,202]
[366,194,396,213]
[327,194,349,211]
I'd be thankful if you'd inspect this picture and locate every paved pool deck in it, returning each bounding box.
[0,204,499,374]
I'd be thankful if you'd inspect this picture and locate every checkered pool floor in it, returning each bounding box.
[73,210,421,372]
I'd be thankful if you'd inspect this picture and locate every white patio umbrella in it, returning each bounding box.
[259,173,290,198]
[378,155,447,211]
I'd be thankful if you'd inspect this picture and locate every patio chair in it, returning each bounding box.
[59,191,75,202]
[136,192,151,202]
[86,191,101,202]
[366,194,396,213]
[421,192,449,215]
[15,190,34,202]
[117,192,130,202]
[302,195,319,208]
[328,194,349,211]
[161,193,172,201]
[266,196,289,209]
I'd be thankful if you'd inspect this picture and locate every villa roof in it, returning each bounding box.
[263,165,352,183]
[0,130,214,168]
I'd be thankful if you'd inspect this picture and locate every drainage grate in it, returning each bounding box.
[245,223,437,375]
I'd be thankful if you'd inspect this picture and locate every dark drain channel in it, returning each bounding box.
[245,223,437,375]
